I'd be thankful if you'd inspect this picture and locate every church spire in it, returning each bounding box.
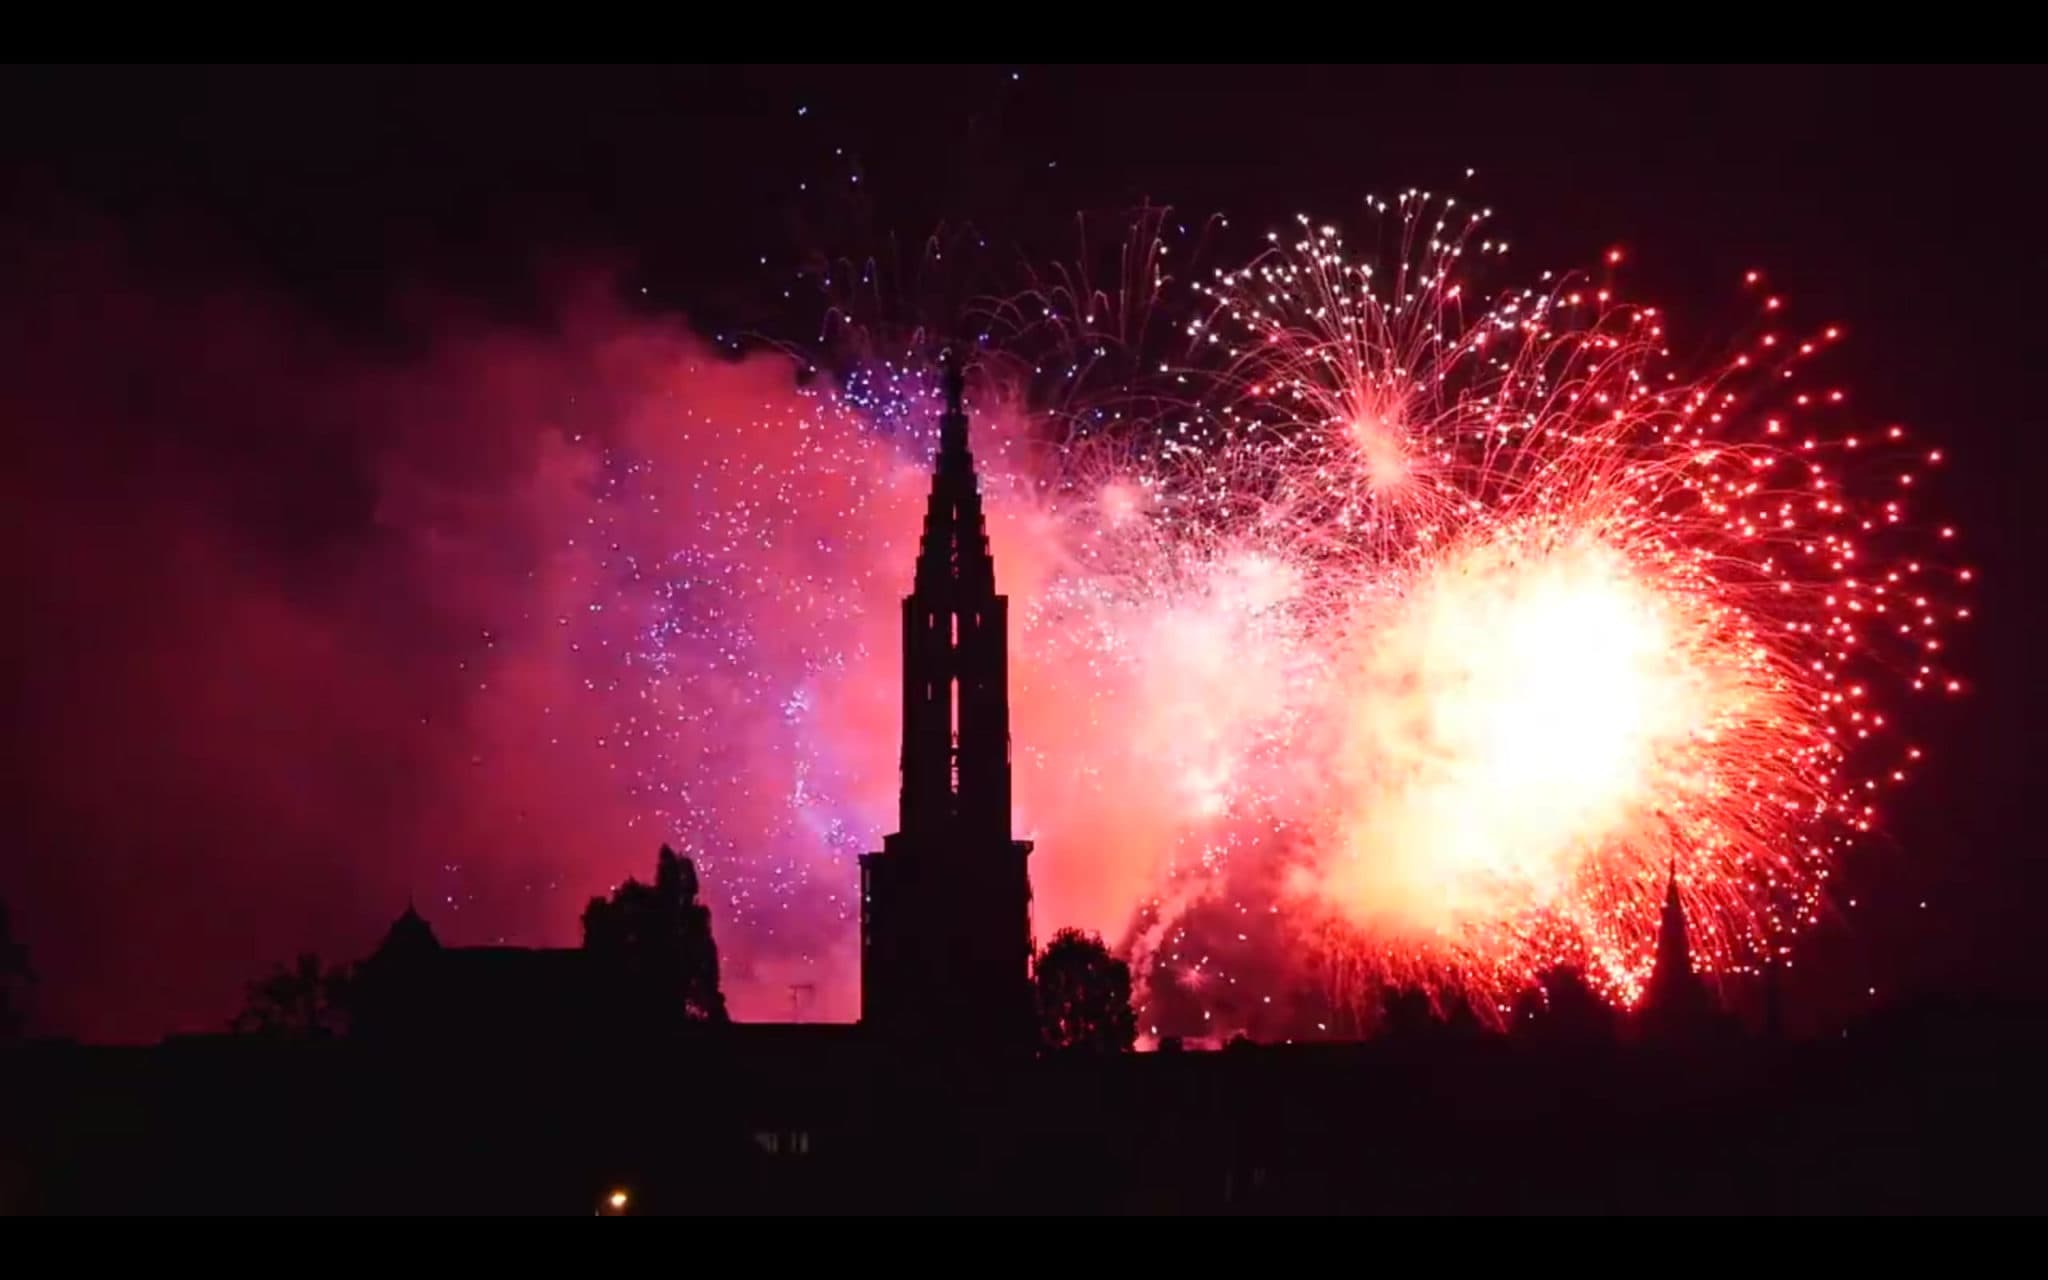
[901,347,1004,826]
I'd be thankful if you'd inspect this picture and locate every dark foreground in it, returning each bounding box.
[5,1000,2044,1214]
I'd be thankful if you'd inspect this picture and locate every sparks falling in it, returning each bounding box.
[552,193,1966,1035]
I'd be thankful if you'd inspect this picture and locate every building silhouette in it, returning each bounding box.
[351,902,598,1045]
[350,846,727,1045]
[859,350,1035,1051]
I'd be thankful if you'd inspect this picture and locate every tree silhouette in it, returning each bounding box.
[1511,966,1619,1045]
[1374,985,1491,1044]
[1378,985,1438,1040]
[1438,989,1488,1040]
[1,900,33,1042]
[234,952,351,1038]
[1033,928,1136,1053]
[582,845,728,1023]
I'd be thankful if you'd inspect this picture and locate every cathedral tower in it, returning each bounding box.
[858,350,1034,1050]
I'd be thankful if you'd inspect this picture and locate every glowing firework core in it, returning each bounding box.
[1317,528,1725,938]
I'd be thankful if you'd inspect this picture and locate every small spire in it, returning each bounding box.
[1654,860,1693,983]
[382,897,440,955]
[942,347,965,418]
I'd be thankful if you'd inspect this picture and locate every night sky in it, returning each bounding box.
[3,65,2042,1042]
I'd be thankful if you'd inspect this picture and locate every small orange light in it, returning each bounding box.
[608,1189,629,1211]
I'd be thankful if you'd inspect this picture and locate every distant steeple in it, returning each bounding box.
[1654,864,1691,984]
[1761,952,1785,1040]
[1640,863,1714,1037]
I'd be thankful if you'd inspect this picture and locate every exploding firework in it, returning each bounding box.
[556,191,1966,1036]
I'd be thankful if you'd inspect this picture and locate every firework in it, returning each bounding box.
[557,192,1965,1035]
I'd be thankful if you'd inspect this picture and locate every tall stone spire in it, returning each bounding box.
[898,347,1009,836]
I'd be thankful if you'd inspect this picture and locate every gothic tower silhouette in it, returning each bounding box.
[858,350,1035,1050]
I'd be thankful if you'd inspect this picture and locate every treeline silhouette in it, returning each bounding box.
[224,851,1144,1057]
[228,846,730,1048]
[4,866,2046,1213]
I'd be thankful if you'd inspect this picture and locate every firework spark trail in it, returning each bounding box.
[568,193,1966,1032]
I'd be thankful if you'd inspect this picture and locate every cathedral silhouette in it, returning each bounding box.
[352,353,1730,1056]
[349,352,1039,1054]
[859,350,1036,1051]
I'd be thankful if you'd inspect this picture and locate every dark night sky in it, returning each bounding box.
[3,65,2044,1040]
